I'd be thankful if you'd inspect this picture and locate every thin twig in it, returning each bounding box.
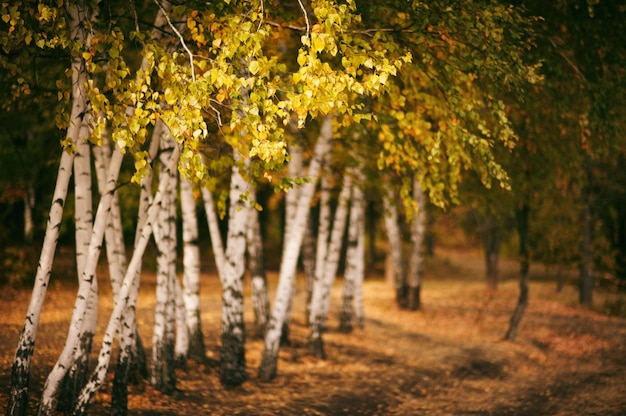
[297,0,310,40]
[153,0,196,82]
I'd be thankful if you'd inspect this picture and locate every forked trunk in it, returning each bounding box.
[72,146,180,415]
[39,147,124,415]
[7,148,75,416]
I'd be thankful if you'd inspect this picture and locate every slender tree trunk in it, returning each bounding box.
[174,275,189,367]
[505,204,530,341]
[309,173,352,359]
[407,178,426,311]
[201,184,226,280]
[259,115,332,382]
[312,171,331,321]
[23,185,35,244]
[39,147,124,415]
[151,136,178,394]
[280,143,305,345]
[340,168,365,332]
[579,153,594,306]
[482,215,501,292]
[180,177,205,360]
[220,150,249,386]
[382,186,407,307]
[72,145,180,415]
[58,128,94,413]
[247,187,270,338]
[7,148,75,416]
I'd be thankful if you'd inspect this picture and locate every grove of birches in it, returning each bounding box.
[0,0,624,414]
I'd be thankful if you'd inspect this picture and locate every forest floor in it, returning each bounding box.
[1,247,626,415]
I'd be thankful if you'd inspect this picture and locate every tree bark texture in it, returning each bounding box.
[407,178,426,311]
[247,187,270,338]
[72,145,180,415]
[7,148,75,416]
[309,173,352,359]
[151,136,178,394]
[180,177,205,360]
[39,147,124,415]
[340,169,365,332]
[259,115,332,382]
[220,150,249,386]
[382,185,407,307]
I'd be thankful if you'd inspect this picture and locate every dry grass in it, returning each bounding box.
[1,248,625,415]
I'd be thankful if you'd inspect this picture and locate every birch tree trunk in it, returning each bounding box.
[72,145,180,415]
[309,173,352,359]
[312,171,331,322]
[407,178,426,311]
[259,115,333,382]
[247,187,270,338]
[201,181,226,280]
[39,147,124,415]
[180,177,205,360]
[279,143,305,345]
[505,204,530,340]
[340,169,365,332]
[382,185,407,308]
[220,150,249,386]
[151,135,179,394]
[58,128,95,413]
[482,215,501,293]
[7,148,75,416]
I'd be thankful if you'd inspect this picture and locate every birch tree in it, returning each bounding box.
[339,166,366,332]
[180,176,205,360]
[7,1,89,412]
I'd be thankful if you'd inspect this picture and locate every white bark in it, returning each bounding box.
[382,185,406,306]
[180,176,204,359]
[247,186,270,337]
[312,171,332,319]
[340,167,366,332]
[259,115,333,381]
[39,147,124,415]
[151,133,178,393]
[73,145,180,414]
[201,184,227,280]
[407,177,426,310]
[7,148,75,416]
[309,173,352,358]
[220,150,249,386]
[57,124,95,412]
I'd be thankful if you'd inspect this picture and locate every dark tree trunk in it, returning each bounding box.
[482,215,501,292]
[505,204,530,341]
[579,154,594,306]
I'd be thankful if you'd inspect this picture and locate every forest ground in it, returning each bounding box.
[1,247,626,415]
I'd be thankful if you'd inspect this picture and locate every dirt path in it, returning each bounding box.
[1,249,626,415]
